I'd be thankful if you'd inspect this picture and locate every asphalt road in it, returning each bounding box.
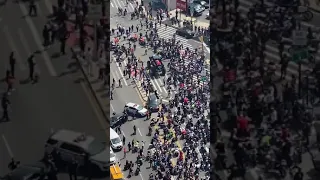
[0,1,108,179]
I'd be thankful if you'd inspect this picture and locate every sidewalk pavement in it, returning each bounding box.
[168,9,210,28]
[70,45,110,122]
[308,0,320,12]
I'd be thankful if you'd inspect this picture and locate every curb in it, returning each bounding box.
[134,79,148,102]
[310,6,320,13]
[70,47,110,123]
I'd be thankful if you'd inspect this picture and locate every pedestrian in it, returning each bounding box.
[128,142,132,151]
[133,125,136,135]
[1,93,10,121]
[43,25,50,46]
[8,158,19,171]
[9,52,16,77]
[60,39,66,55]
[28,0,37,16]
[27,54,35,81]
[116,126,121,134]
[6,70,14,94]
[123,147,127,159]
[122,135,126,145]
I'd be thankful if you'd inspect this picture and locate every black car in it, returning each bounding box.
[147,94,159,112]
[111,113,128,128]
[193,0,209,8]
[148,55,166,76]
[2,162,50,180]
[176,28,195,39]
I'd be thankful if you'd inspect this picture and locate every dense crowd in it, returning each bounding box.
[210,0,320,179]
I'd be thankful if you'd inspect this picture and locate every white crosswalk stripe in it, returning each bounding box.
[156,25,194,50]
[110,59,167,98]
[235,0,319,84]
[111,0,136,12]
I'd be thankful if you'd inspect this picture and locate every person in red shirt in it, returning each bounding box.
[237,114,248,130]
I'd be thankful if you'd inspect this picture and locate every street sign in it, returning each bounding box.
[292,30,307,46]
[88,5,102,20]
[292,49,308,63]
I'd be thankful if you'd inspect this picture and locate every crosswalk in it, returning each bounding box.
[235,0,319,84]
[111,0,136,12]
[110,58,168,100]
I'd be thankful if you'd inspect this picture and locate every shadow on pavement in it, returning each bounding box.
[58,69,78,77]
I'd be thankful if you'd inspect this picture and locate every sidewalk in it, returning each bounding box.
[70,45,110,121]
[308,0,320,12]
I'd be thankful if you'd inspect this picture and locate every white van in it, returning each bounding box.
[110,128,123,150]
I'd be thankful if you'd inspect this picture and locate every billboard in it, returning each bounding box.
[176,0,187,11]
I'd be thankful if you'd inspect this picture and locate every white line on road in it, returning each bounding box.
[18,29,32,55]
[203,42,210,53]
[110,103,115,112]
[2,135,14,158]
[139,173,144,180]
[137,128,142,136]
[18,3,57,76]
[116,64,128,86]
[2,26,27,70]
[43,0,53,14]
[121,130,126,137]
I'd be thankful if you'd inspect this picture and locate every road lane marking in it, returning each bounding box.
[153,79,162,93]
[115,64,128,86]
[121,130,126,137]
[18,3,57,76]
[110,103,115,112]
[203,42,210,53]
[2,135,14,158]
[2,26,27,70]
[43,0,53,14]
[137,128,142,136]
[18,28,41,74]
[139,173,144,180]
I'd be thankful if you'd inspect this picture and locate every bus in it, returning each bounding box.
[110,164,124,180]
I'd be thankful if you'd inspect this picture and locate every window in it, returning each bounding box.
[47,139,58,145]
[60,143,84,154]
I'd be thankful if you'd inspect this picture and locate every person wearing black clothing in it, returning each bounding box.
[68,160,78,180]
[9,52,16,77]
[27,55,35,81]
[133,125,136,135]
[28,0,37,16]
[2,93,10,121]
[8,158,19,171]
[123,135,126,145]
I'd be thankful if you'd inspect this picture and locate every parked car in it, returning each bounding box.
[147,94,160,112]
[193,0,209,8]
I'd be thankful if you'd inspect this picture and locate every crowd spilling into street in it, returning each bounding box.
[211,0,320,179]
[111,2,211,179]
